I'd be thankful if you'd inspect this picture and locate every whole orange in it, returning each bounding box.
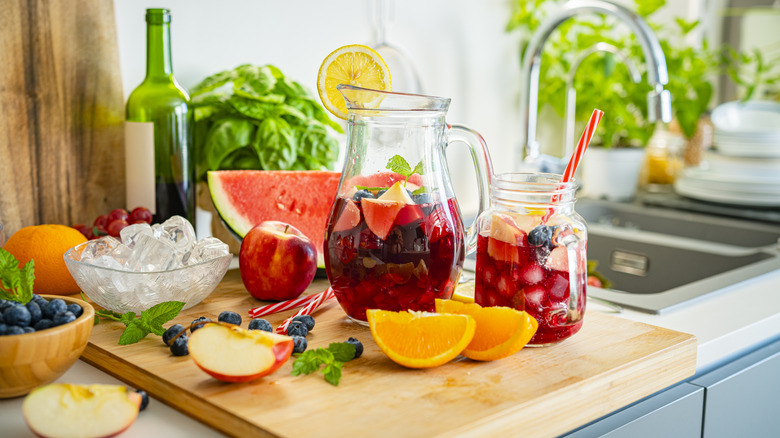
[3,224,87,295]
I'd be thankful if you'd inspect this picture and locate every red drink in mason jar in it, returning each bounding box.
[325,179,464,323]
[474,174,587,346]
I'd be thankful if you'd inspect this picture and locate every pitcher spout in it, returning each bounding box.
[337,84,450,114]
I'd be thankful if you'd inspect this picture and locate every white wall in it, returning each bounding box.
[112,0,705,215]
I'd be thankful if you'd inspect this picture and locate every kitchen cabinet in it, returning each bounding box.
[690,336,780,438]
[562,383,704,438]
[563,335,780,437]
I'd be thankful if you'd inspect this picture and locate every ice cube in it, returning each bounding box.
[160,215,197,252]
[194,237,229,260]
[125,233,177,272]
[92,254,124,271]
[110,244,134,267]
[120,223,154,249]
[80,237,121,263]
[520,263,544,285]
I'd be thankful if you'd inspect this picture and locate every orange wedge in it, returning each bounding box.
[366,309,476,369]
[435,299,538,361]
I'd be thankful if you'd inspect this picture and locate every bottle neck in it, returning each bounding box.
[145,10,173,79]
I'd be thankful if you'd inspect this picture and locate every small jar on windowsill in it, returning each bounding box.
[639,126,685,193]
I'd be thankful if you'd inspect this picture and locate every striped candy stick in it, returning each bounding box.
[276,288,335,334]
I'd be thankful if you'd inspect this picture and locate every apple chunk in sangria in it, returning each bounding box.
[325,175,464,323]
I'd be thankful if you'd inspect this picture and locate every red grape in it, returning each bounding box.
[129,207,153,224]
[107,208,129,224]
[94,214,109,229]
[107,219,129,237]
[72,224,92,239]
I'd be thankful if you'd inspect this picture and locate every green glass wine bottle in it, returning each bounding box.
[125,8,195,225]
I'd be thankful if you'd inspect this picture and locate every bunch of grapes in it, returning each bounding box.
[72,207,152,240]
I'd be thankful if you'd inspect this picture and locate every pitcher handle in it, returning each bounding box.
[446,124,494,255]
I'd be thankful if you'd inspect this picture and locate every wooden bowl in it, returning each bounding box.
[0,295,94,398]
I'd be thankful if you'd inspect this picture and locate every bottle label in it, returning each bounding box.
[125,121,156,214]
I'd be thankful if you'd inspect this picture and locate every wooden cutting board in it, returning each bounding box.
[80,270,697,438]
[0,0,125,237]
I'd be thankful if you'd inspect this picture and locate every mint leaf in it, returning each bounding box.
[118,321,149,345]
[328,342,356,362]
[386,155,412,177]
[291,349,326,376]
[141,301,185,335]
[411,160,425,177]
[322,361,343,386]
[94,300,185,345]
[0,249,34,304]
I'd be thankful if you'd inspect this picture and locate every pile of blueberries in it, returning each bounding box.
[0,295,84,336]
[162,311,363,358]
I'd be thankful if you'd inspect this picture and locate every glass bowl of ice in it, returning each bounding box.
[63,216,232,314]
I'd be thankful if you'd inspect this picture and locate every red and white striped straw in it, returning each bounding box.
[561,108,604,185]
[248,292,324,318]
[276,288,335,334]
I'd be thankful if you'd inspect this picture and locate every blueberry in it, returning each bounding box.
[162,324,186,346]
[170,335,189,356]
[292,336,308,354]
[23,326,35,333]
[0,323,7,335]
[286,321,308,337]
[53,311,76,326]
[412,193,432,205]
[0,310,3,324]
[33,319,54,331]
[134,389,149,411]
[352,189,376,202]
[528,225,553,248]
[291,315,315,332]
[66,303,83,318]
[4,305,31,327]
[26,301,42,325]
[6,325,25,335]
[190,316,211,333]
[43,299,67,319]
[346,337,363,359]
[218,311,242,326]
[376,189,387,198]
[248,318,273,332]
[32,295,48,309]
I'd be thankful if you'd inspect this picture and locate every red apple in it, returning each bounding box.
[23,384,142,438]
[189,323,294,382]
[487,214,526,263]
[240,220,317,301]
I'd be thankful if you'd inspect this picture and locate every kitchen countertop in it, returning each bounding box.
[2,266,779,438]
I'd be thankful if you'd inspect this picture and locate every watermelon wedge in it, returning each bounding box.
[207,170,341,267]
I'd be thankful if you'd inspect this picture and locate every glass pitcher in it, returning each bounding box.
[474,173,587,346]
[324,85,493,323]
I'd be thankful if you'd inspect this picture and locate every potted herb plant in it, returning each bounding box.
[507,0,715,200]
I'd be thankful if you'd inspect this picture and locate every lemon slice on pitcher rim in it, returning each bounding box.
[317,44,392,120]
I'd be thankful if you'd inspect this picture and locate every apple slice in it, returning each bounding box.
[487,214,526,263]
[378,181,415,204]
[395,204,424,226]
[361,198,405,240]
[333,199,361,232]
[189,323,294,382]
[23,384,142,438]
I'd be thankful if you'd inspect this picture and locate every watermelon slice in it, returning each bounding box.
[207,170,341,267]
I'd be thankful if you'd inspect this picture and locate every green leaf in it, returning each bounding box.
[328,342,356,363]
[291,348,328,375]
[675,18,700,35]
[411,160,425,177]
[191,69,237,97]
[636,0,665,17]
[203,118,255,176]
[386,155,412,178]
[322,362,343,386]
[140,301,185,335]
[254,118,297,170]
[0,249,34,304]
[118,321,149,345]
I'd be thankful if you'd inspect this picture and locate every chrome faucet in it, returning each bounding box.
[519,0,673,166]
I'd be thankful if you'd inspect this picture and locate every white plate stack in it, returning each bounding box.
[674,101,780,207]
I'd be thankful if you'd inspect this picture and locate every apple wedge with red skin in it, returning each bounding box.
[189,322,294,383]
[487,213,527,264]
[333,199,361,232]
[23,384,142,438]
[240,220,317,301]
[361,181,421,239]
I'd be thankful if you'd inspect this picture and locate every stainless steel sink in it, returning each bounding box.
[579,198,780,314]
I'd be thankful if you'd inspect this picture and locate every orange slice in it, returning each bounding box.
[435,299,538,361]
[366,309,476,369]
